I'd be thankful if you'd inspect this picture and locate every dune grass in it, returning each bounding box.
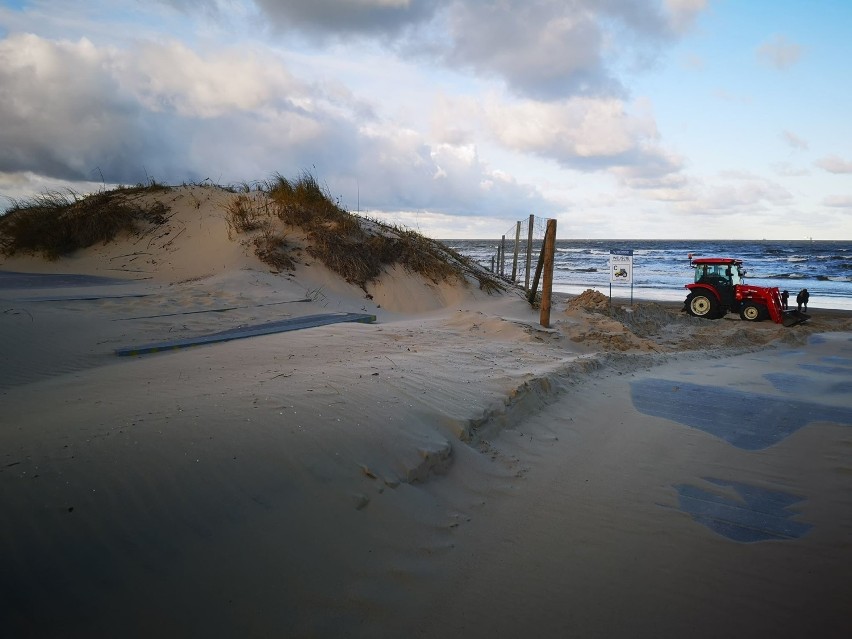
[1,172,504,293]
[226,171,504,293]
[0,183,171,260]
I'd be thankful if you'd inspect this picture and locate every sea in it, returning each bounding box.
[443,239,852,311]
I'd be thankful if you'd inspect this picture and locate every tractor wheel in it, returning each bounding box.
[739,302,765,322]
[686,292,719,319]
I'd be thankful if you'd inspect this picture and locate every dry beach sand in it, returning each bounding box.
[1,185,851,638]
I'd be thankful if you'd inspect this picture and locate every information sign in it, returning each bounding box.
[609,250,633,284]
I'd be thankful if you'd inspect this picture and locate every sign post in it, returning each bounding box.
[609,249,634,306]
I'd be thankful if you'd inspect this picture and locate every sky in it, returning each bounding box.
[0,0,850,240]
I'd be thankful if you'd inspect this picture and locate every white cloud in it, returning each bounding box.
[484,95,682,181]
[363,209,502,239]
[781,130,808,151]
[651,172,793,222]
[0,34,150,182]
[709,177,792,209]
[435,0,711,100]
[0,30,552,220]
[249,0,709,101]
[0,33,343,184]
[823,195,852,208]
[0,171,108,207]
[613,163,689,191]
[428,93,481,146]
[664,0,708,33]
[441,4,620,100]
[488,98,633,158]
[757,35,802,70]
[771,162,809,177]
[112,40,299,118]
[350,125,552,218]
[815,155,852,174]
[253,0,438,36]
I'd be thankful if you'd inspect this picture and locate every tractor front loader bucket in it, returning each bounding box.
[782,310,810,327]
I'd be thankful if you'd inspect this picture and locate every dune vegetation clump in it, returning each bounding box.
[224,193,297,272]
[0,183,171,260]
[226,171,504,293]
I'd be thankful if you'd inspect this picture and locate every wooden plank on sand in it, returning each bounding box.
[115,312,376,357]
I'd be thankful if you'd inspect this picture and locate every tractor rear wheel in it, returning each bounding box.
[686,292,719,319]
[739,302,765,321]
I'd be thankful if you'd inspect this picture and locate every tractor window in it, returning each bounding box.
[695,264,734,285]
[729,267,742,285]
[694,262,743,285]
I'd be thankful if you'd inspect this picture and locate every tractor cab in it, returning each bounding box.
[690,258,742,310]
[693,260,743,287]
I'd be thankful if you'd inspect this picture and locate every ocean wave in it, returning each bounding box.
[454,239,852,307]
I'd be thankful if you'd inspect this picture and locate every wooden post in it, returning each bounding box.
[511,221,521,282]
[527,245,545,305]
[500,235,506,277]
[524,214,534,291]
[539,219,557,328]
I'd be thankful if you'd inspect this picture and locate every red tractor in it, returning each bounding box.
[683,257,809,326]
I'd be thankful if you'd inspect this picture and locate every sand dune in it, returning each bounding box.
[2,185,851,637]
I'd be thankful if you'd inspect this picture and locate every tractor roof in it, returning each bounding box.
[690,257,743,265]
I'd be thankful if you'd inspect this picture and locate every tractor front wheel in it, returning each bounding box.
[739,302,765,322]
[686,292,719,319]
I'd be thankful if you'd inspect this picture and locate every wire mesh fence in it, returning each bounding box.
[491,215,550,291]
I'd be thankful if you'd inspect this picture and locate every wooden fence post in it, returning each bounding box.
[539,219,557,328]
[524,214,534,291]
[527,250,544,305]
[500,235,506,277]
